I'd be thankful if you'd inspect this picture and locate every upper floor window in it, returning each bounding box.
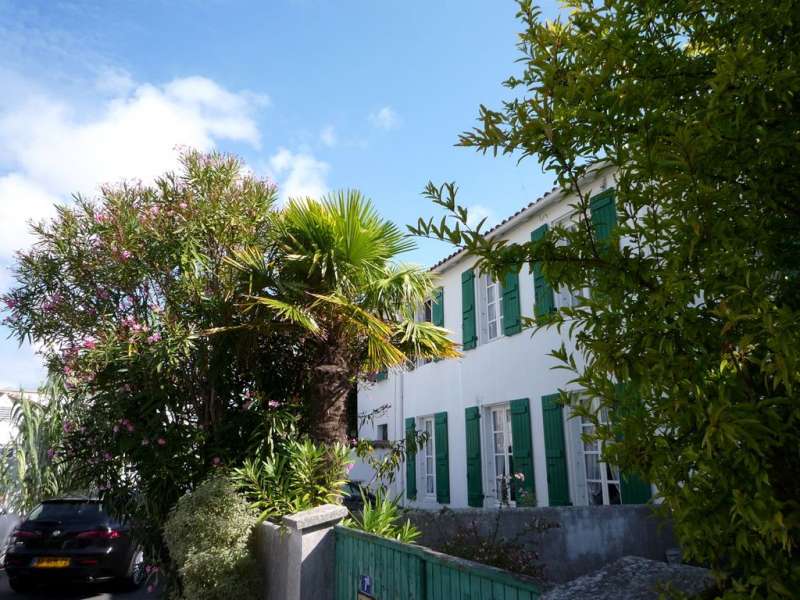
[479,273,504,343]
[377,423,388,441]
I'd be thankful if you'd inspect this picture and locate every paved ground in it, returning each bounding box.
[0,572,154,599]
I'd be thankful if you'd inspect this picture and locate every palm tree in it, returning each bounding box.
[232,190,459,445]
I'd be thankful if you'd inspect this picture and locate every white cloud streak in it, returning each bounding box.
[269,147,330,203]
[368,106,400,130]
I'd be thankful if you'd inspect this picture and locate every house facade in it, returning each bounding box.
[354,169,653,510]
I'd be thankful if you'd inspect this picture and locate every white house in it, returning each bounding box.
[0,390,42,450]
[354,169,653,510]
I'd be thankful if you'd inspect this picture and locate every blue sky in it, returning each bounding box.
[0,0,562,389]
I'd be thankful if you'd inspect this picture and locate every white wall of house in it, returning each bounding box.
[354,170,647,510]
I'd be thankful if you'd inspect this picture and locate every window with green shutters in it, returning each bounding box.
[510,398,536,503]
[434,412,450,504]
[541,394,571,506]
[502,269,521,336]
[376,368,388,382]
[590,188,617,245]
[432,287,444,327]
[465,407,483,507]
[405,417,417,500]
[531,225,555,317]
[461,269,477,350]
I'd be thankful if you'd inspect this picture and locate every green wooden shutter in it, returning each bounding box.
[432,287,444,327]
[510,398,535,501]
[405,417,417,500]
[531,225,555,317]
[542,394,571,506]
[502,269,521,336]
[461,269,477,350]
[465,407,484,507]
[376,368,388,382]
[434,412,450,504]
[613,382,652,505]
[590,189,617,244]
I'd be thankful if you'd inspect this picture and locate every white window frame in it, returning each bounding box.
[419,416,436,499]
[482,404,515,506]
[552,212,586,310]
[478,273,504,344]
[580,406,622,505]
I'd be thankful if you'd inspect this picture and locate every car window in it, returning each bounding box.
[28,502,105,522]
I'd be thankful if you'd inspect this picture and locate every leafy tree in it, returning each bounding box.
[233,191,459,445]
[411,1,800,597]
[1,150,314,562]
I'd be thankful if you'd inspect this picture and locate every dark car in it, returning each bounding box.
[3,498,144,593]
[342,481,376,513]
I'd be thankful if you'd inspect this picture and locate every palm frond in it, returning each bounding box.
[249,296,320,334]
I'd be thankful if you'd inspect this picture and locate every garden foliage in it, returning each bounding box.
[343,489,420,544]
[164,475,260,600]
[411,1,800,597]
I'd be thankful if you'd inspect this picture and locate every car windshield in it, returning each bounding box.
[27,501,105,522]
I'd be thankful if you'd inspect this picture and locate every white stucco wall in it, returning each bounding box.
[356,172,621,509]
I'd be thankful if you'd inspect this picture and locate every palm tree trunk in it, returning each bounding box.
[308,339,353,446]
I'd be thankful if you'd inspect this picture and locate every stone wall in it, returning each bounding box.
[255,504,347,600]
[408,505,676,583]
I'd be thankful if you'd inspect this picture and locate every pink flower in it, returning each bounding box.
[149,206,160,216]
[141,438,150,446]
[120,250,132,260]
[103,452,113,461]
[3,297,16,309]
[267,400,280,409]
[126,423,135,432]
[97,289,110,300]
[514,472,525,482]
[146,332,161,344]
[147,585,155,593]
[157,437,166,446]
[212,457,221,466]
[113,425,120,433]
[95,212,109,224]
[47,448,55,459]
[346,463,354,473]
[82,337,97,350]
[179,202,188,210]
[63,421,74,433]
[242,400,253,411]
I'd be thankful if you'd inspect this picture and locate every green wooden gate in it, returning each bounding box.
[335,526,540,600]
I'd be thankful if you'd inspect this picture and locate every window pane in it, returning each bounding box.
[587,482,603,506]
[608,483,621,505]
[584,454,601,480]
[606,463,620,482]
[583,436,598,452]
[487,284,495,302]
[494,432,504,453]
[427,476,434,495]
[488,322,498,340]
[495,456,506,478]
[492,411,502,430]
[487,303,496,321]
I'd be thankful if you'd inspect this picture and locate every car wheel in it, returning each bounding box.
[8,577,34,593]
[120,547,146,590]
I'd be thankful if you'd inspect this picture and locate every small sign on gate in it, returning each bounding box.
[357,574,374,599]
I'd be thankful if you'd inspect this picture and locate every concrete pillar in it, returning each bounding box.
[257,503,348,600]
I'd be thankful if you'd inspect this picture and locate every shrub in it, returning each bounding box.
[164,475,260,600]
[232,439,350,520]
[343,489,420,544]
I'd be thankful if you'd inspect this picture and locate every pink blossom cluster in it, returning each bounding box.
[112,418,135,434]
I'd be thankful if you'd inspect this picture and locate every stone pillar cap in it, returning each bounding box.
[281,504,348,532]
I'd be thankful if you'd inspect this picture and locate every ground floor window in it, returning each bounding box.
[581,408,621,505]
[421,416,435,497]
[485,405,515,505]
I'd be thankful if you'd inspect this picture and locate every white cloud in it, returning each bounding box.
[320,125,337,147]
[466,204,497,230]
[0,174,61,256]
[0,73,266,261]
[368,106,400,130]
[269,147,330,203]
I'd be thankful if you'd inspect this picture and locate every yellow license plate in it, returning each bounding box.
[34,557,70,568]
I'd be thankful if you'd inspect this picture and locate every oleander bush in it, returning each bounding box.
[343,489,420,544]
